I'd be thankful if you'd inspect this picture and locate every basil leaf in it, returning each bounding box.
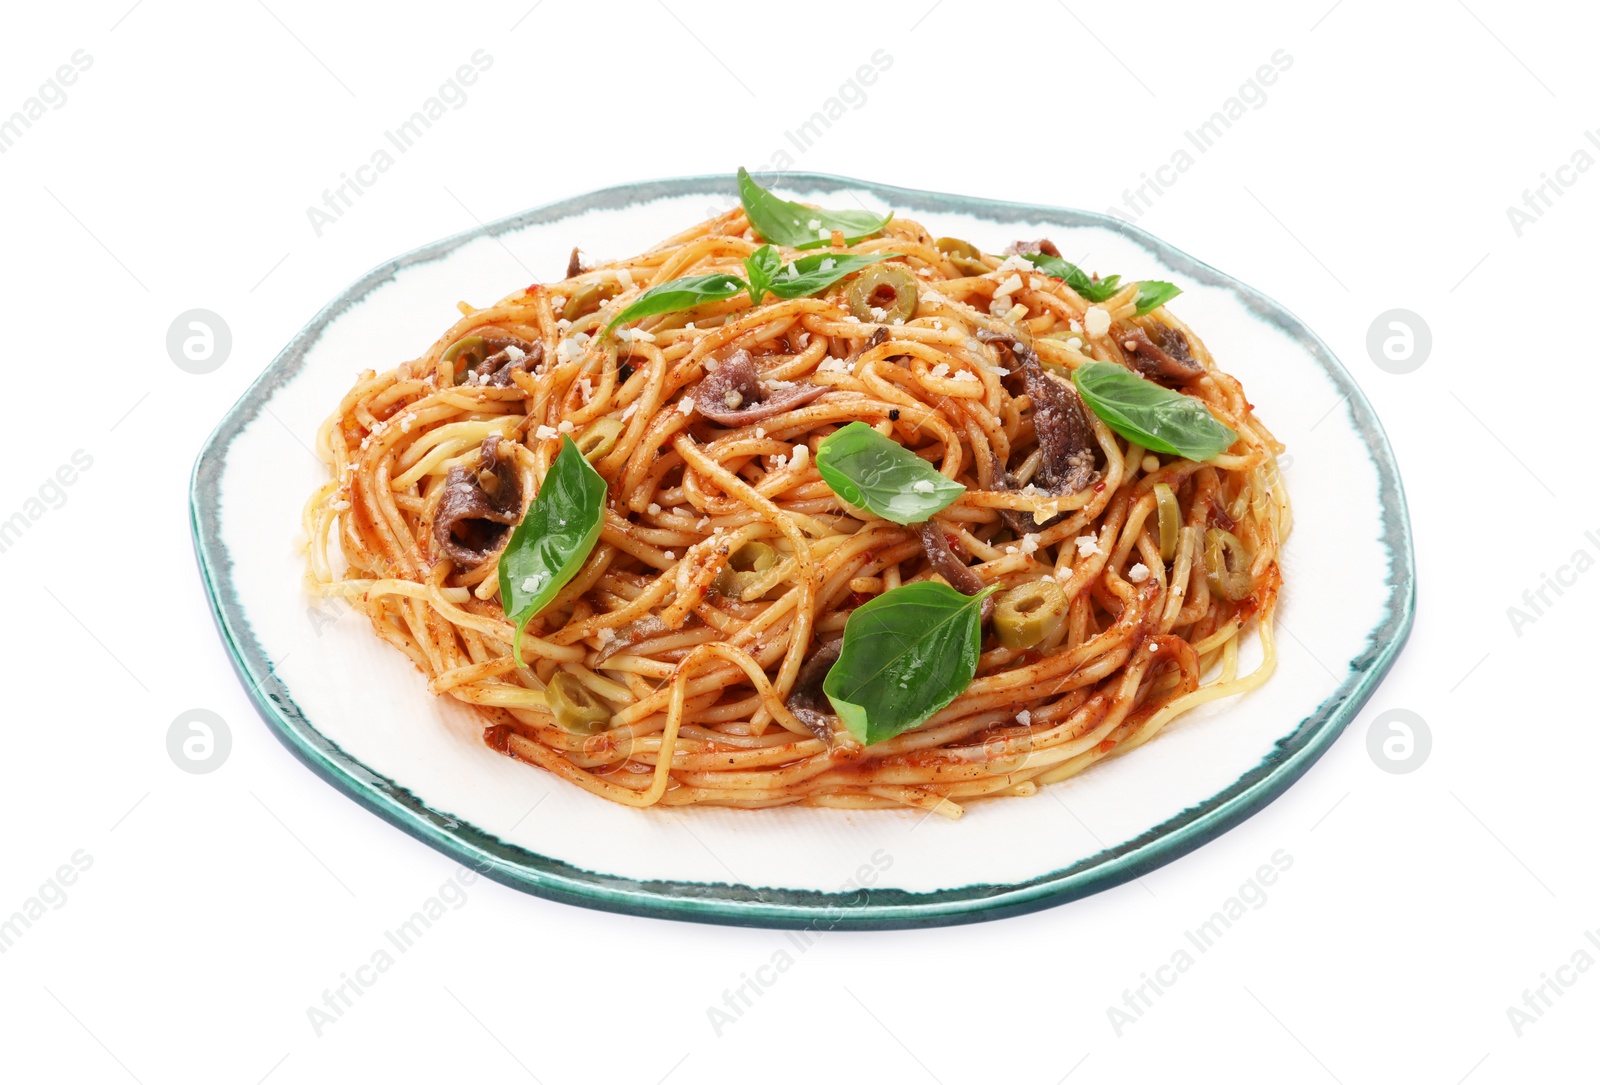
[1072,360,1237,461]
[497,436,606,660]
[815,422,965,525]
[604,273,746,336]
[742,245,782,308]
[1025,254,1181,314]
[1133,280,1182,314]
[764,251,896,301]
[824,581,998,746]
[1022,253,1121,303]
[737,167,891,250]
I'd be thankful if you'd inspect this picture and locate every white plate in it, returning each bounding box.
[191,174,1414,928]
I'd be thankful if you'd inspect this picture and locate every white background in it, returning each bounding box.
[2,1,1595,1082]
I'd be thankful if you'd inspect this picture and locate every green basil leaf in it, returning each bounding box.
[742,245,782,307]
[604,273,747,336]
[497,436,606,660]
[1133,280,1182,314]
[824,581,998,746]
[737,167,892,250]
[1071,360,1237,461]
[815,421,965,525]
[1022,253,1122,303]
[765,251,897,301]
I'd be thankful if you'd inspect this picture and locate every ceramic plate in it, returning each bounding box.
[191,174,1414,929]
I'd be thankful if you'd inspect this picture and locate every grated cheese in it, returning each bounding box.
[1129,563,1151,583]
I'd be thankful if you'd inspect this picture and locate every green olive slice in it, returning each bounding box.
[1152,482,1180,563]
[545,672,612,733]
[574,417,624,461]
[715,541,778,597]
[935,237,991,277]
[1203,528,1252,601]
[846,265,919,324]
[992,579,1068,650]
[442,336,486,383]
[563,280,622,322]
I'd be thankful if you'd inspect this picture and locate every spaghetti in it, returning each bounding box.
[303,190,1289,819]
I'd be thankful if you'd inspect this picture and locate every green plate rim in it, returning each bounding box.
[189,172,1415,930]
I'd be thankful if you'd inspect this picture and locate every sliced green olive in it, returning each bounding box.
[715,541,778,598]
[935,237,990,277]
[846,265,919,324]
[1203,528,1252,601]
[545,672,612,733]
[442,335,486,364]
[563,280,621,322]
[1153,482,1180,562]
[442,336,486,383]
[993,579,1068,650]
[574,417,624,461]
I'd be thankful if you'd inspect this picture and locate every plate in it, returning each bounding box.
[190,174,1414,929]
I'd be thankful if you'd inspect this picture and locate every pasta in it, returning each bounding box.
[303,179,1289,820]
